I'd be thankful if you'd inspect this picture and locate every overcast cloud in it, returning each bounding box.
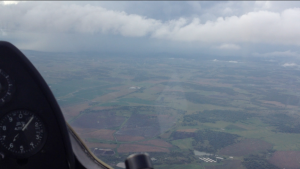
[253,50,299,57]
[282,63,297,67]
[216,44,240,50]
[1,1,300,57]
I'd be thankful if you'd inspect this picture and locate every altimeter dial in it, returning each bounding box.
[0,110,47,157]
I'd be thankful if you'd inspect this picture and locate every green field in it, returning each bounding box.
[172,138,194,150]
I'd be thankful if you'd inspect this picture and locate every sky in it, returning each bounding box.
[1,1,300,57]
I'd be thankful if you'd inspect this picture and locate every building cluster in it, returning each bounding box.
[199,157,217,163]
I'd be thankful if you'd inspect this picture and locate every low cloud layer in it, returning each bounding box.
[0,2,161,37]
[253,51,299,57]
[216,43,240,50]
[282,63,297,67]
[1,2,300,55]
[213,59,239,63]
[1,2,300,46]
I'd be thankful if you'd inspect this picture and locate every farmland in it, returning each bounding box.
[26,50,300,169]
[218,139,273,156]
[269,151,300,169]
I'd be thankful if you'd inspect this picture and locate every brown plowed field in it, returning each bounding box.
[82,129,115,141]
[218,139,273,156]
[61,103,89,120]
[140,139,172,147]
[118,144,169,153]
[269,151,300,169]
[116,135,145,142]
[62,102,89,114]
[85,142,117,149]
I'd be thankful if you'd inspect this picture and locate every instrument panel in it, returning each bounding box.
[0,41,113,169]
[0,41,74,169]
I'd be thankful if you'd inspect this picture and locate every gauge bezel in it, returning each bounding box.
[0,69,15,107]
[0,109,48,158]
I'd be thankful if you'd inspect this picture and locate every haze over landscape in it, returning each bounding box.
[2,1,300,169]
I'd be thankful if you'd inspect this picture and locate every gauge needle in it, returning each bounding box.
[22,116,34,131]
[13,133,19,142]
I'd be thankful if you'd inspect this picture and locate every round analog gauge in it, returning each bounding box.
[0,110,47,157]
[0,69,15,106]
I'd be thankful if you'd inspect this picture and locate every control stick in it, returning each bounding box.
[125,153,153,169]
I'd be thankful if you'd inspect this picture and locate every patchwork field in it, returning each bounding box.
[82,129,116,141]
[118,144,170,153]
[85,142,118,149]
[115,135,145,142]
[269,151,300,169]
[29,51,300,169]
[71,111,126,129]
[140,139,172,148]
[218,139,273,156]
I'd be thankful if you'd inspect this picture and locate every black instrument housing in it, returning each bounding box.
[0,41,74,169]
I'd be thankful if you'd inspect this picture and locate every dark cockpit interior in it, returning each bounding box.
[0,41,152,169]
[0,41,77,169]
